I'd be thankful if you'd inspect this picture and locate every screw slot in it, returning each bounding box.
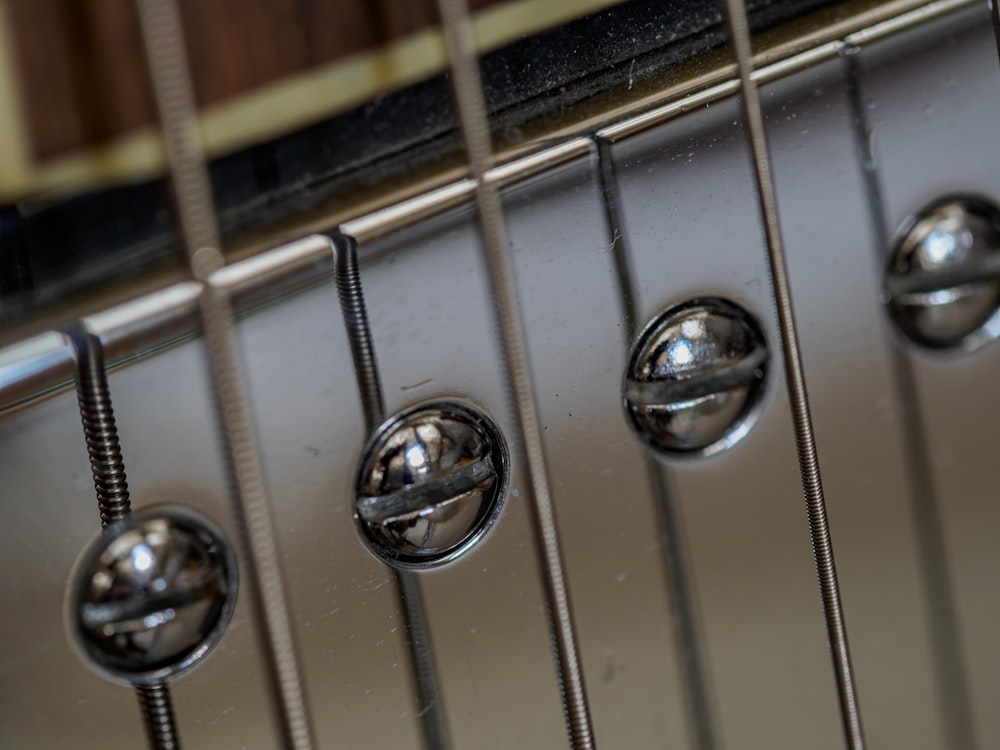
[69,505,238,686]
[354,400,509,569]
[623,297,769,457]
[885,195,1000,350]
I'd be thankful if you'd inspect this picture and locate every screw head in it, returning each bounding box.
[885,196,1000,349]
[69,506,237,685]
[623,297,768,456]
[355,401,509,568]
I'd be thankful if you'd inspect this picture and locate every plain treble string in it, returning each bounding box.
[720,0,867,748]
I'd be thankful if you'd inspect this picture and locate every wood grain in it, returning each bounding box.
[4,0,503,159]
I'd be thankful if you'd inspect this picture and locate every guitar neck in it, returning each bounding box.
[0,0,953,336]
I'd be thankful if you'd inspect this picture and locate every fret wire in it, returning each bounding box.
[331,231,452,750]
[720,1,867,748]
[594,138,719,750]
[69,330,182,750]
[844,51,977,748]
[433,0,597,747]
[132,2,316,749]
[0,1,981,419]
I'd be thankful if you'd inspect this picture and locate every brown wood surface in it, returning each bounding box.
[4,0,499,160]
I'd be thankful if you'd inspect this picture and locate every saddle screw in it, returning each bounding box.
[70,505,238,685]
[355,401,509,568]
[884,195,1000,349]
[623,297,768,456]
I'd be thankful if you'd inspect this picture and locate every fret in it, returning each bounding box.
[134,0,315,747]
[0,0,969,417]
[0,1,970,355]
[0,0,970,289]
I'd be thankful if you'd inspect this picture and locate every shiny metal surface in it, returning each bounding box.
[70,505,237,684]
[0,331,74,410]
[3,4,1000,750]
[624,298,768,455]
[0,239,333,414]
[356,401,508,567]
[884,196,1000,349]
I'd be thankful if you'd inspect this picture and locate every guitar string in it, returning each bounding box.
[133,1,316,749]
[844,50,977,749]
[594,138,720,750]
[433,0,597,748]
[15,2,968,748]
[720,1,867,748]
[331,231,453,750]
[70,330,182,750]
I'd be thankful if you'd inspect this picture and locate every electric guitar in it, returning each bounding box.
[1,1,998,748]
